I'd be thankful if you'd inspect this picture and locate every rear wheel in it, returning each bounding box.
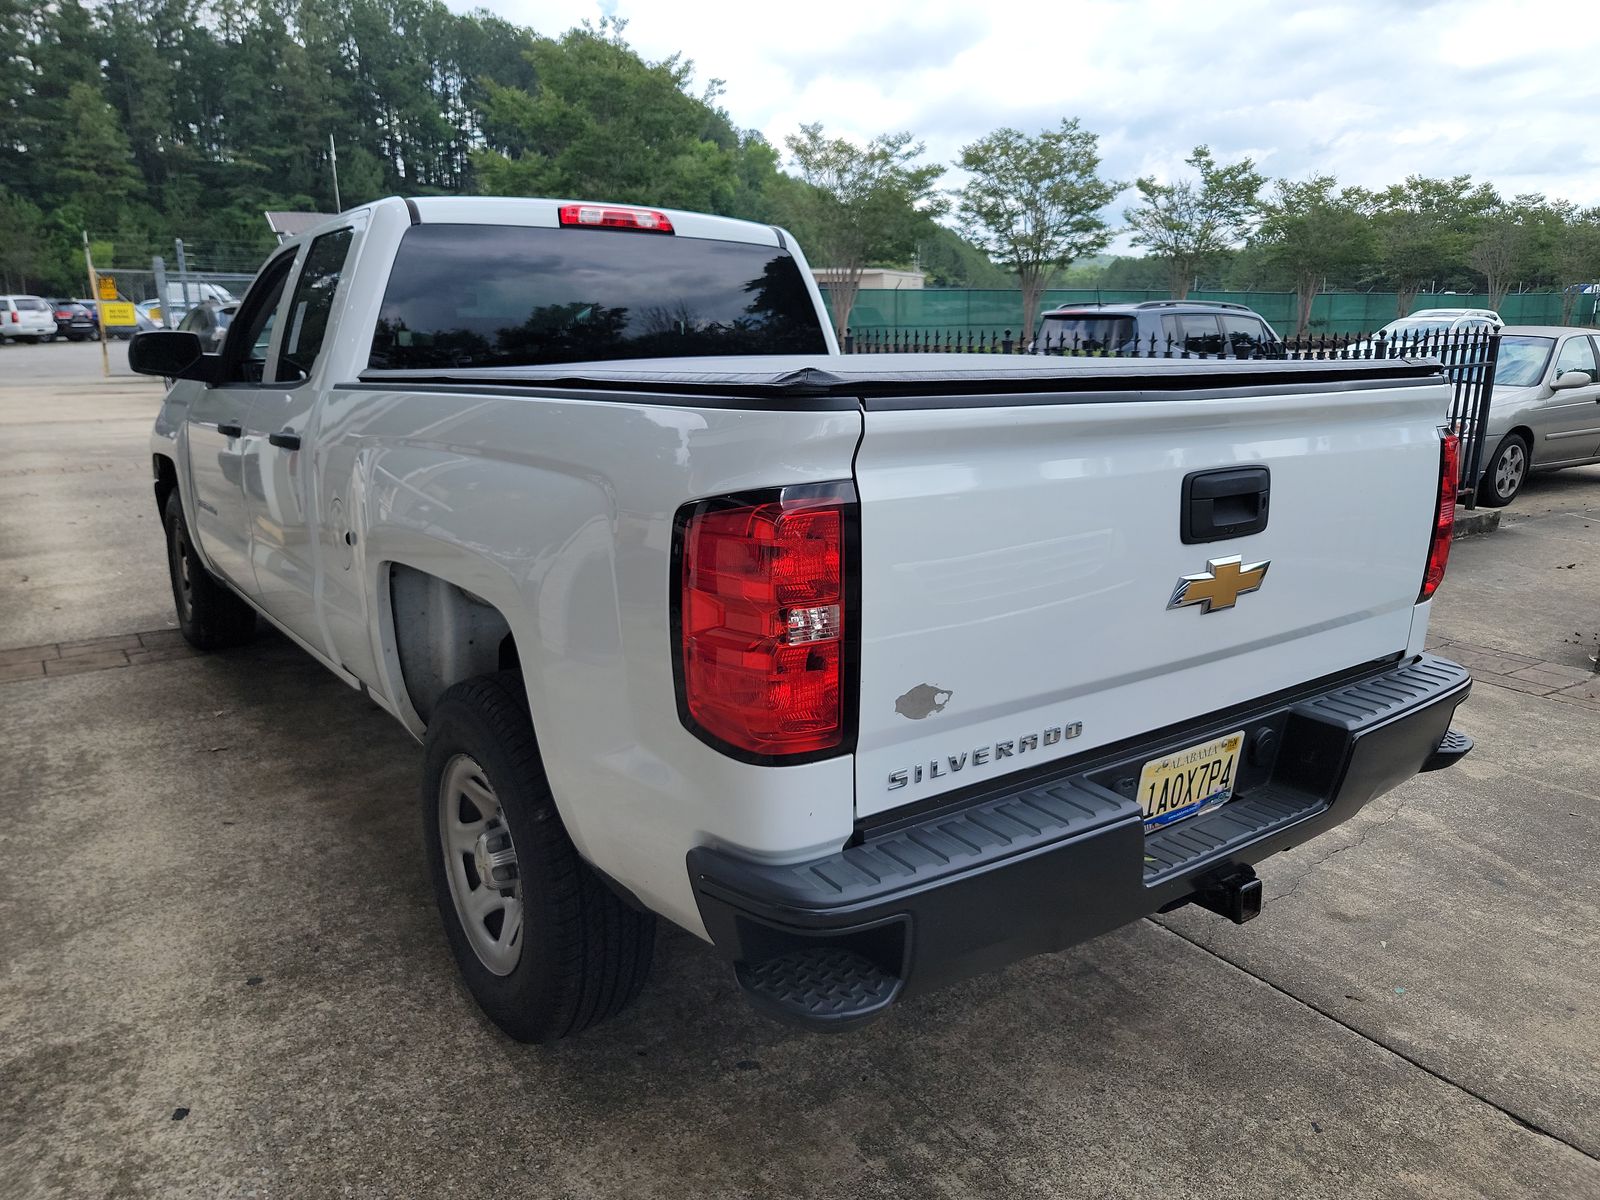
[421,672,655,1042]
[162,489,257,649]
[1478,433,1530,507]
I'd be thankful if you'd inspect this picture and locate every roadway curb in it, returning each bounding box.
[1452,508,1500,539]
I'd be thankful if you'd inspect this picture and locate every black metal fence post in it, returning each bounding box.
[1459,331,1500,509]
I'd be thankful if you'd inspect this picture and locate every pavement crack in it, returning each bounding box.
[1266,791,1414,905]
[1149,919,1600,1166]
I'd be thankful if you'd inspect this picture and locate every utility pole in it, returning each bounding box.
[174,238,190,312]
[330,134,342,212]
[82,231,109,379]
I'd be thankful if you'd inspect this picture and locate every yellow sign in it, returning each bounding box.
[97,276,118,301]
[99,302,136,328]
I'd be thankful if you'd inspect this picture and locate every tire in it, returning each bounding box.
[162,489,258,649]
[422,672,655,1042]
[1478,433,1530,507]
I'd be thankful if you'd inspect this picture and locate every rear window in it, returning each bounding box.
[17,298,50,311]
[369,224,828,370]
[1036,314,1134,352]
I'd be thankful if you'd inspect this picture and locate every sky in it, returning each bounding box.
[449,0,1600,235]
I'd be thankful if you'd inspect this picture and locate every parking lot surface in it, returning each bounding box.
[3,341,1599,1198]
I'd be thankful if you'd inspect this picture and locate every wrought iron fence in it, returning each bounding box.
[842,326,1501,508]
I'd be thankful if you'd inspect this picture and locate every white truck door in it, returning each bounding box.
[183,248,298,594]
[241,226,358,656]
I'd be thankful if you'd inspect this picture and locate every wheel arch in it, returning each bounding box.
[152,453,179,517]
[382,559,523,729]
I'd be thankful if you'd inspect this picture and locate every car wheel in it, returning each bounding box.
[1478,433,1530,507]
[421,672,655,1042]
[162,489,258,649]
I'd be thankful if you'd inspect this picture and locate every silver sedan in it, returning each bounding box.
[1474,325,1600,506]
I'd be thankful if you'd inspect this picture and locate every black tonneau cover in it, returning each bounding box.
[354,352,1444,410]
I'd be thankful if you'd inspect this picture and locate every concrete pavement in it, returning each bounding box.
[2,341,1598,1198]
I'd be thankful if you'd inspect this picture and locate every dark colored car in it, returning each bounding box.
[176,300,236,352]
[1036,300,1282,357]
[48,299,98,341]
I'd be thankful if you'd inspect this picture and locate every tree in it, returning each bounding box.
[473,19,754,216]
[954,119,1120,336]
[1554,208,1600,324]
[53,82,144,233]
[1255,176,1375,335]
[1468,210,1528,310]
[1371,175,1498,315]
[0,188,47,291]
[783,124,945,339]
[1124,145,1264,299]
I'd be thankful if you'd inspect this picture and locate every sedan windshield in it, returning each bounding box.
[1494,336,1554,388]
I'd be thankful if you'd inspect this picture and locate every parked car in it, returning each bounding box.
[1377,308,1503,342]
[1472,325,1600,505]
[1036,300,1282,356]
[47,299,98,341]
[130,196,1473,1041]
[176,300,235,352]
[1,294,59,342]
[134,299,169,332]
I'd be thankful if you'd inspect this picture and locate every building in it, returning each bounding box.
[810,268,925,291]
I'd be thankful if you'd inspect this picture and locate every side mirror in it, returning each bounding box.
[129,330,219,383]
[1551,369,1592,391]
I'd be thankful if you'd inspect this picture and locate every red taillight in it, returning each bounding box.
[8,312,16,324]
[1419,429,1460,602]
[558,203,674,234]
[676,486,853,759]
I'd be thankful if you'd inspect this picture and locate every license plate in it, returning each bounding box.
[1137,730,1245,830]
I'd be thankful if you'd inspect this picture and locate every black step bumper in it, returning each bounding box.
[688,654,1472,1031]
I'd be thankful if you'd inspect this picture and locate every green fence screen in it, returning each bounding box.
[830,288,1599,336]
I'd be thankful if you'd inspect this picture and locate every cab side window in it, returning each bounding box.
[223,251,297,384]
[276,229,353,383]
[1553,336,1598,383]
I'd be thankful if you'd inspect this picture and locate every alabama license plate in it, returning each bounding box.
[1137,730,1245,830]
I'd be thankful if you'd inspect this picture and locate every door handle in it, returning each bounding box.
[215,422,243,438]
[268,431,301,451]
[1181,466,1271,544]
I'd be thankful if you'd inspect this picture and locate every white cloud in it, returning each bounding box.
[450,0,1600,216]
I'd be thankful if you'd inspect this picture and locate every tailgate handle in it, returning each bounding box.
[1182,466,1270,544]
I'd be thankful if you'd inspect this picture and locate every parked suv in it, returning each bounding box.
[1036,300,1282,356]
[1,295,59,342]
[48,299,98,341]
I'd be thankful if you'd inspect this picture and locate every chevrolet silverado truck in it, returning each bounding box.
[131,196,1474,1041]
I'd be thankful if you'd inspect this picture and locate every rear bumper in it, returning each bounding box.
[688,654,1471,1030]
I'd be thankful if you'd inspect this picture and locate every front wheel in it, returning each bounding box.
[1478,433,1530,507]
[421,672,655,1042]
[162,489,258,649]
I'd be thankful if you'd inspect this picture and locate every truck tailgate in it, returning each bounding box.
[852,371,1449,817]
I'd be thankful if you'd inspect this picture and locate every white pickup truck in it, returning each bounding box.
[133,196,1474,1040]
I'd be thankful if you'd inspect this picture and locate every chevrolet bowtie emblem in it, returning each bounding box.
[1168,555,1270,613]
